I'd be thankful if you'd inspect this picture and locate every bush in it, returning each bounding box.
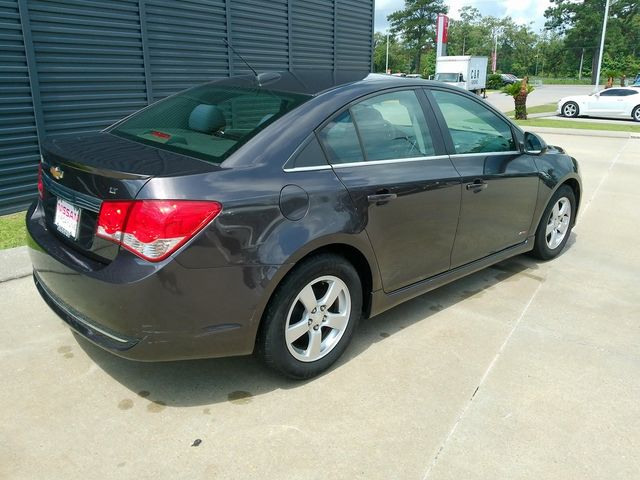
[487,73,504,90]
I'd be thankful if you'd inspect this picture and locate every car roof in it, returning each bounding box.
[601,87,640,92]
[206,70,439,96]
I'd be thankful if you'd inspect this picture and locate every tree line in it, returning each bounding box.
[375,0,639,82]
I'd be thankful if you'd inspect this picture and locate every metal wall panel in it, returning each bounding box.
[0,0,40,214]
[0,0,374,214]
[27,0,148,136]
[229,0,289,73]
[336,0,373,71]
[291,0,334,70]
[145,0,229,101]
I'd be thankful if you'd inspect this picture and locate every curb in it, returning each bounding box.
[0,246,31,283]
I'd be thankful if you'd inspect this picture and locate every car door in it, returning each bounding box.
[426,88,540,268]
[588,89,625,116]
[317,89,461,293]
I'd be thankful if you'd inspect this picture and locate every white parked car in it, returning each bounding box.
[557,87,640,122]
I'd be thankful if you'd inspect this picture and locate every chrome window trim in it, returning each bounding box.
[331,155,450,169]
[283,151,521,172]
[283,165,333,173]
[450,150,521,158]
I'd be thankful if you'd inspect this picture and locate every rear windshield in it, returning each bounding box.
[110,83,310,164]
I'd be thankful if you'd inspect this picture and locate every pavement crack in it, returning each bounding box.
[421,281,544,480]
[0,273,31,284]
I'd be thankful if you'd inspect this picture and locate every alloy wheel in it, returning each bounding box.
[545,197,571,249]
[563,103,577,117]
[285,276,351,362]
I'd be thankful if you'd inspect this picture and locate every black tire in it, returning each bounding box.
[257,254,362,379]
[632,106,640,122]
[530,185,576,260]
[561,101,579,118]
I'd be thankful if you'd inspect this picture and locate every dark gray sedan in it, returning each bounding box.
[27,71,581,379]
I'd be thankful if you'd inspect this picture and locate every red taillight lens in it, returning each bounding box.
[96,200,222,262]
[37,163,44,199]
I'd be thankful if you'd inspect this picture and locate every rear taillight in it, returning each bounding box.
[37,163,44,199]
[96,200,222,262]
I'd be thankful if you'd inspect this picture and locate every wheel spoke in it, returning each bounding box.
[320,280,343,310]
[306,330,322,358]
[286,317,310,343]
[298,284,317,313]
[558,200,569,216]
[552,203,560,217]
[325,311,349,332]
[546,221,554,236]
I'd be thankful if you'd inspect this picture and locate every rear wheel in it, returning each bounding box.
[258,254,362,379]
[530,185,576,260]
[632,106,640,122]
[562,101,579,118]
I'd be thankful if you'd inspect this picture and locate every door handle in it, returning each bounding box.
[367,192,397,205]
[465,180,488,191]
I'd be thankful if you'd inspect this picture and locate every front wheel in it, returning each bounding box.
[258,254,362,379]
[632,106,640,122]
[562,101,579,118]
[530,185,576,260]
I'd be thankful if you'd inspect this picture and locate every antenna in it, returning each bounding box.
[223,38,258,77]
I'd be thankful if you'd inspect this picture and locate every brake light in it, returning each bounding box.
[96,200,222,261]
[37,163,44,199]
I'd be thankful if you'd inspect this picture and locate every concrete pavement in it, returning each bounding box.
[1,133,639,479]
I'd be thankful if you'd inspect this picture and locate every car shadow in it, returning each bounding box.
[76,238,574,408]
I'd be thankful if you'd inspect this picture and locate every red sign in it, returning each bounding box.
[436,14,449,57]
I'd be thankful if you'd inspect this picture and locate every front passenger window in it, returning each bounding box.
[431,90,516,154]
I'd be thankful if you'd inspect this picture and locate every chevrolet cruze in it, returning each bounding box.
[27,71,581,378]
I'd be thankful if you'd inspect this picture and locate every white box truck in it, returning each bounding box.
[433,56,488,95]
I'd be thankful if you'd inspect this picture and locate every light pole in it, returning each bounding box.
[385,33,390,73]
[492,30,499,74]
[594,0,610,91]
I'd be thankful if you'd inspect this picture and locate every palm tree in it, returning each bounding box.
[502,77,534,120]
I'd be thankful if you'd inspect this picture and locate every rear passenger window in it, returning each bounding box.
[432,90,515,154]
[318,111,363,164]
[351,90,435,160]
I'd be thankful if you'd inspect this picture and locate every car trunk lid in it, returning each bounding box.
[40,132,219,264]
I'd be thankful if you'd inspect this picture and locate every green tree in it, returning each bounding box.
[545,0,640,83]
[502,79,534,119]
[387,0,448,73]
[372,32,412,73]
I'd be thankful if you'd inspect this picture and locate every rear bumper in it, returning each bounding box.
[26,200,279,361]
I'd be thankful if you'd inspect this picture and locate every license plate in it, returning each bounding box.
[54,198,81,239]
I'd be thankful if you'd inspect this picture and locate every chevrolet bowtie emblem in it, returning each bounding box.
[50,166,64,181]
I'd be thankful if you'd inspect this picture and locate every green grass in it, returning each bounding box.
[530,77,592,85]
[506,103,557,117]
[515,118,640,133]
[0,212,27,249]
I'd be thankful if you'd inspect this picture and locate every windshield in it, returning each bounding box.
[434,73,460,82]
[110,83,310,164]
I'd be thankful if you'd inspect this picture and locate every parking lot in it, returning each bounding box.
[1,131,638,479]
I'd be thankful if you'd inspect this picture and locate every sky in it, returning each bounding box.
[374,0,551,33]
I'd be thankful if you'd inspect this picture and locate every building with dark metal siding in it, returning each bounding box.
[0,0,374,214]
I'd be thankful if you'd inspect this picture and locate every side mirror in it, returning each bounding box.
[523,131,548,155]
